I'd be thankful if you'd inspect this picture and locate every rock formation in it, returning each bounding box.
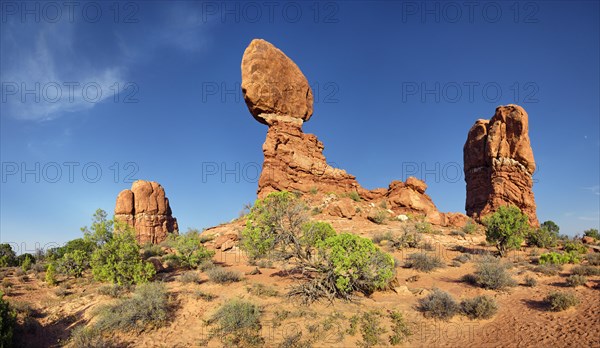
[114,180,179,244]
[464,104,538,226]
[241,38,455,226]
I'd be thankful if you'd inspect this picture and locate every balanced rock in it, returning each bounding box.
[241,39,314,124]
[464,105,538,226]
[114,180,179,244]
[241,39,453,226]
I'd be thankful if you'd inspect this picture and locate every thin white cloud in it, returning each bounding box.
[584,185,600,196]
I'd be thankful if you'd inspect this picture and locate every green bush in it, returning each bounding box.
[140,243,164,259]
[462,221,479,234]
[178,271,201,284]
[538,251,580,265]
[347,191,361,202]
[358,311,385,347]
[241,191,308,261]
[527,221,559,248]
[388,310,412,345]
[571,265,600,276]
[166,230,215,269]
[60,250,89,278]
[301,221,336,248]
[208,299,263,347]
[583,228,599,240]
[563,241,587,255]
[467,256,516,290]
[0,244,16,268]
[206,267,242,284]
[565,274,587,287]
[405,253,444,272]
[483,205,530,257]
[95,282,169,333]
[414,221,433,234]
[0,291,16,347]
[418,289,459,320]
[45,263,57,286]
[90,227,155,285]
[20,254,33,272]
[368,210,387,225]
[460,295,498,319]
[317,233,395,297]
[544,292,579,311]
[96,284,131,298]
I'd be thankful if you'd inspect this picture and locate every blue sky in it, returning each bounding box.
[1,1,598,254]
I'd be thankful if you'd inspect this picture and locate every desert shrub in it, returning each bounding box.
[563,241,588,255]
[208,299,263,347]
[583,228,600,240]
[199,233,215,243]
[69,326,117,348]
[421,241,436,251]
[368,210,387,225]
[415,221,433,234]
[454,253,471,264]
[207,267,242,284]
[20,254,33,272]
[418,289,459,320]
[527,221,559,248]
[140,243,164,259]
[571,265,600,276]
[0,291,16,346]
[538,251,580,265]
[388,310,412,345]
[241,191,309,261]
[60,250,89,278]
[483,205,530,257]
[460,295,498,319]
[544,291,579,311]
[405,253,444,272]
[246,283,279,297]
[166,229,215,269]
[97,284,130,298]
[193,290,217,301]
[371,231,394,245]
[54,286,70,298]
[358,311,385,348]
[388,230,422,249]
[586,253,600,266]
[565,274,587,287]
[523,275,537,287]
[95,282,169,333]
[468,256,516,290]
[45,263,57,286]
[179,271,201,284]
[462,221,479,234]
[347,191,361,202]
[533,263,563,276]
[315,233,395,298]
[0,244,17,267]
[450,230,466,238]
[198,260,216,272]
[301,221,336,248]
[279,332,311,348]
[90,227,156,286]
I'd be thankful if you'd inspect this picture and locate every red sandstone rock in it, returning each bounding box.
[241,39,313,124]
[464,105,538,226]
[114,180,179,244]
[214,233,239,249]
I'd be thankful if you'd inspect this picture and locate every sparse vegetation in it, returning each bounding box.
[94,282,170,333]
[544,291,579,311]
[563,240,588,255]
[246,283,279,297]
[460,295,498,319]
[208,299,263,347]
[179,271,201,284]
[462,221,479,234]
[368,210,387,225]
[483,206,530,257]
[523,275,538,287]
[388,310,412,345]
[357,311,386,348]
[193,290,217,301]
[405,253,444,272]
[69,326,117,347]
[454,253,471,264]
[97,284,131,298]
[465,256,516,290]
[207,267,242,284]
[571,265,600,276]
[418,289,459,320]
[533,263,563,276]
[415,221,433,234]
[565,274,587,287]
[347,191,361,202]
